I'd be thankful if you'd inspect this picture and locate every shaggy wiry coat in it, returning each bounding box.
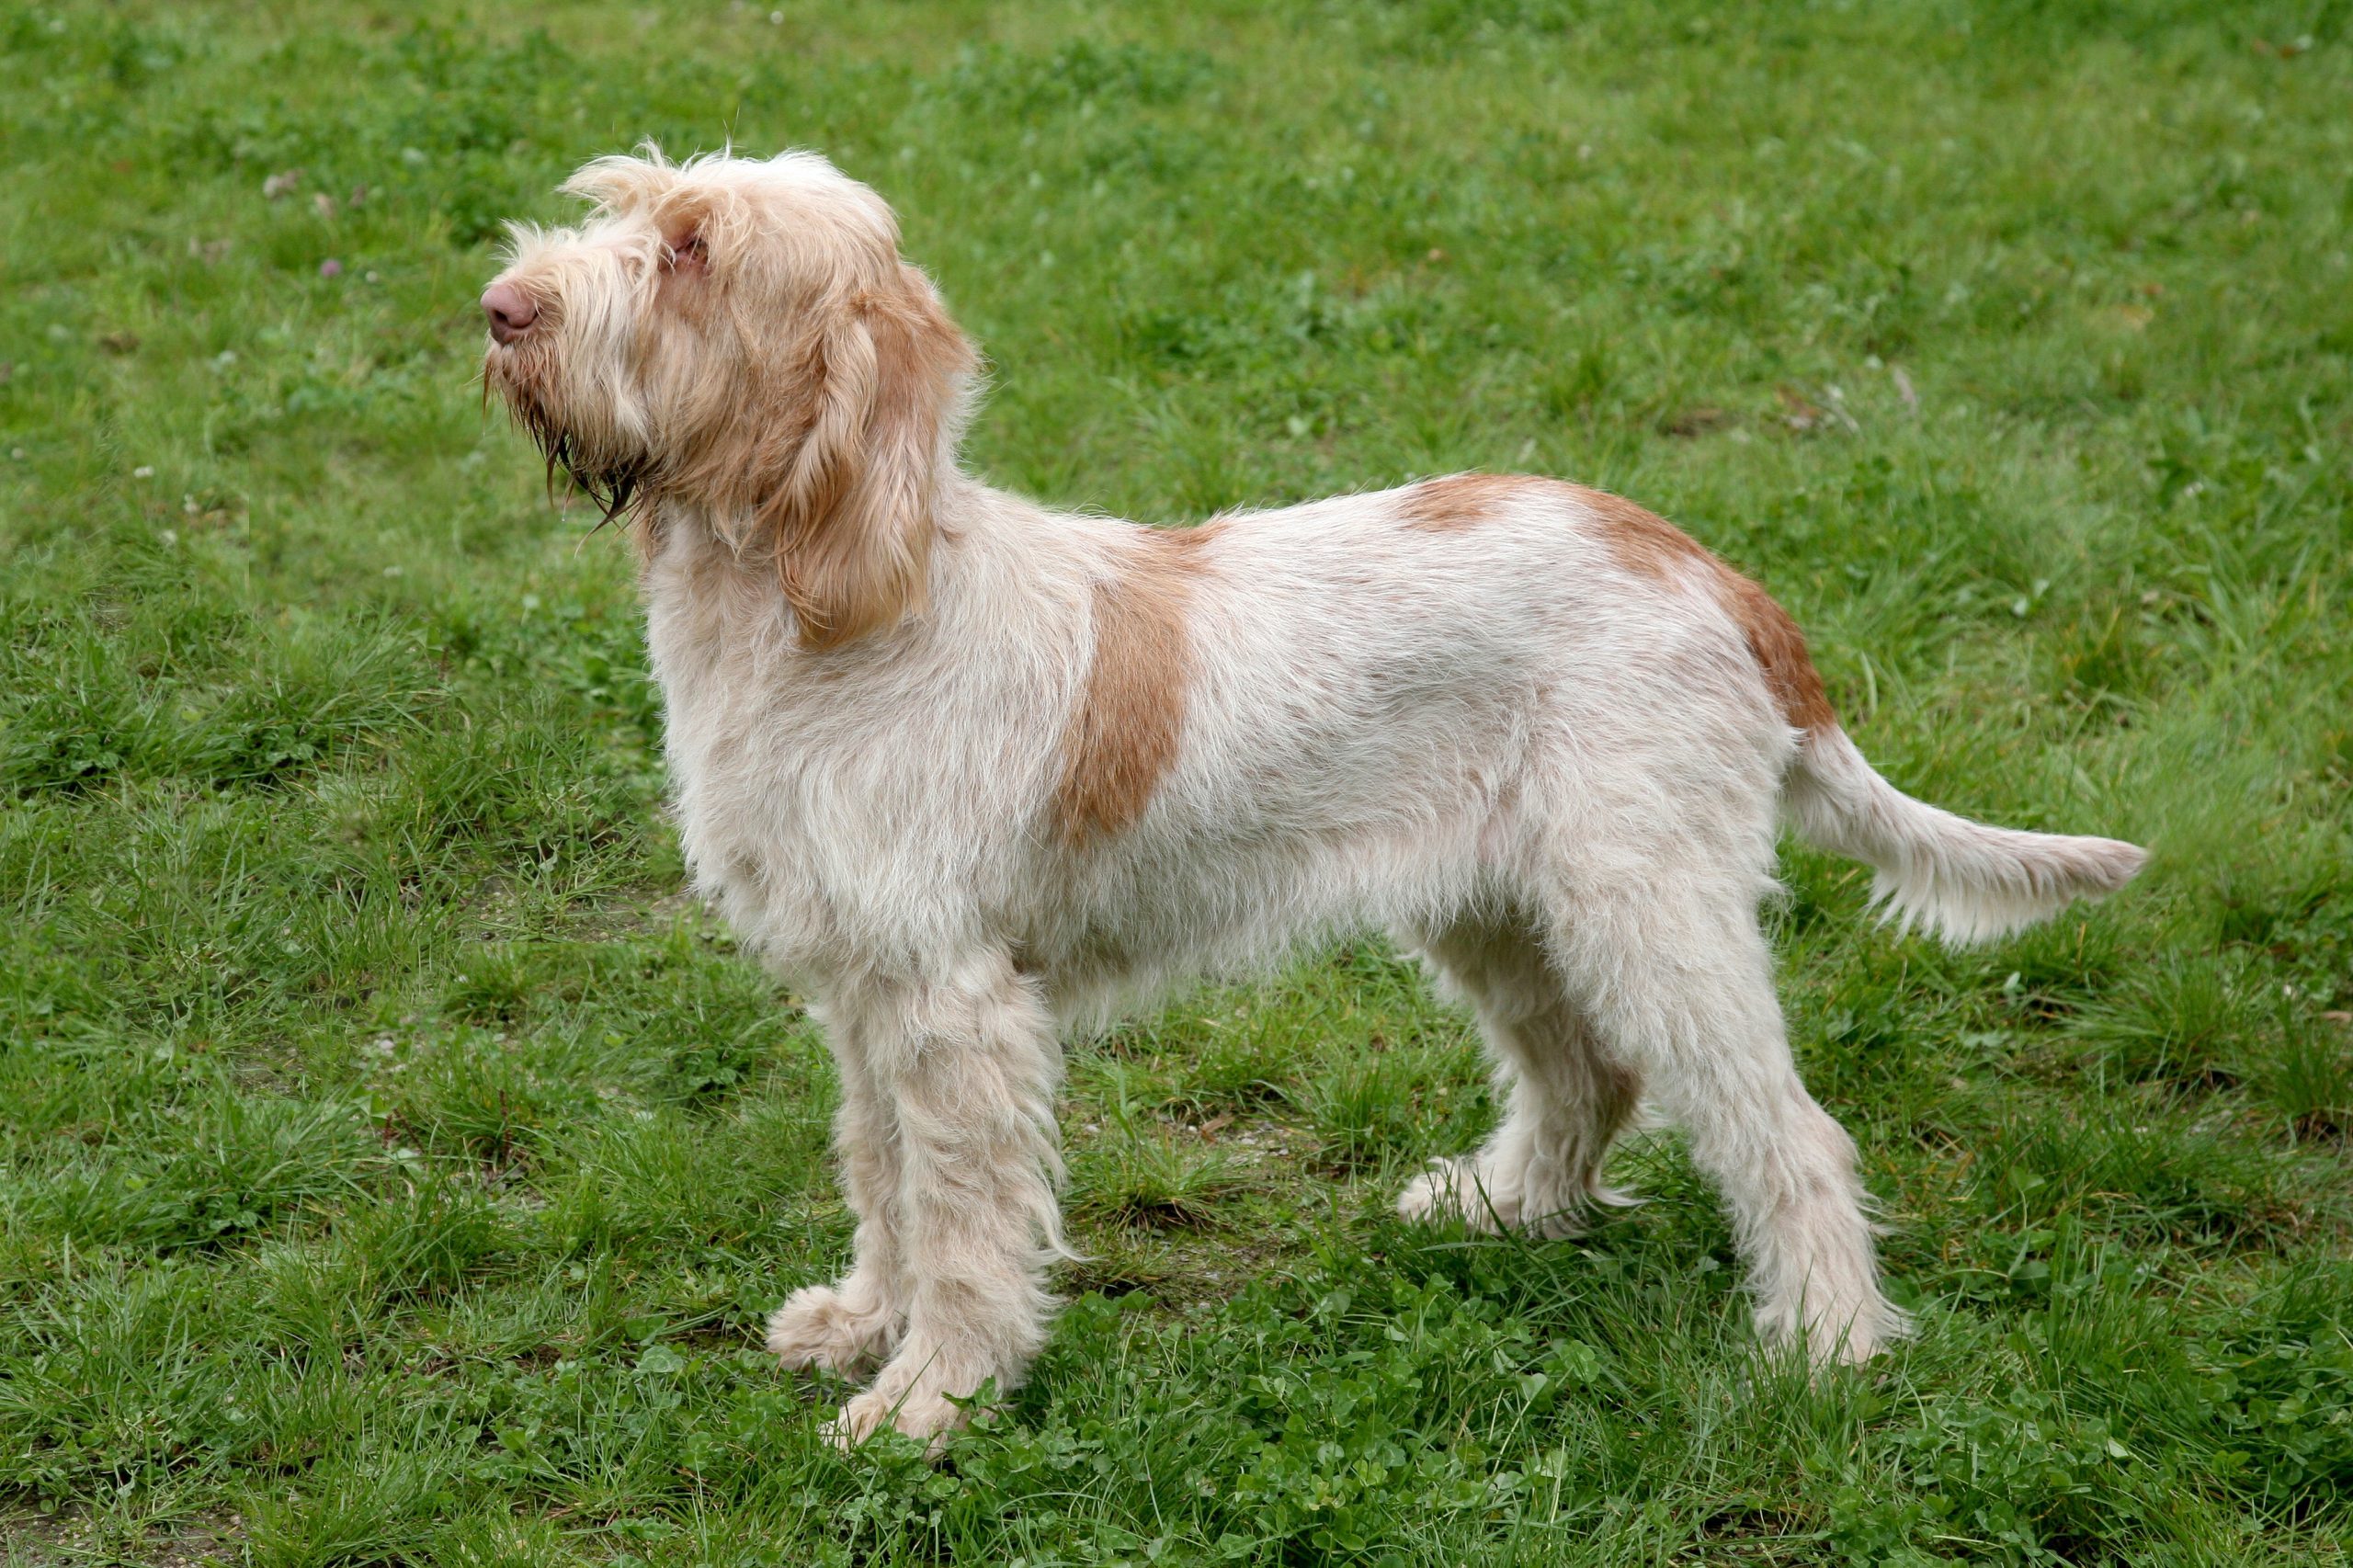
[481,147,2147,1448]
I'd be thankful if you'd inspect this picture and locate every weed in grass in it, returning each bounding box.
[2267,1007,2353,1146]
[1065,1069,1246,1233]
[1294,1045,1476,1174]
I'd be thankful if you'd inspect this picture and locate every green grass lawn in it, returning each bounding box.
[5,1,2351,1562]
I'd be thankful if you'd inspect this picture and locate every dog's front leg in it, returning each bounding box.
[767,1006,907,1375]
[826,953,1064,1451]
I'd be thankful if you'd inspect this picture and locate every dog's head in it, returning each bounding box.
[481,146,973,648]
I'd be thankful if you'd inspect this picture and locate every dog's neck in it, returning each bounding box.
[638,470,1065,658]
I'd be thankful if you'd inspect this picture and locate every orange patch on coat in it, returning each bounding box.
[770,271,975,651]
[1397,472,1540,530]
[1394,472,1837,734]
[1052,524,1220,843]
[1574,483,1836,733]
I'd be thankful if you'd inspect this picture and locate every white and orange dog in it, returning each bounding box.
[482,147,2145,1447]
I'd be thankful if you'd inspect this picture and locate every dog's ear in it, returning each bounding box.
[759,266,972,650]
[561,144,677,213]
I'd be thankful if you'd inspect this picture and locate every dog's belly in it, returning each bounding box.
[1017,789,1509,1026]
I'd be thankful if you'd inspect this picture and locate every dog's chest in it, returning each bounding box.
[637,544,844,941]
[635,530,1064,971]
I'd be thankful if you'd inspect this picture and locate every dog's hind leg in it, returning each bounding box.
[1396,913,1643,1238]
[1538,844,1907,1366]
[767,1007,907,1375]
[827,951,1065,1449]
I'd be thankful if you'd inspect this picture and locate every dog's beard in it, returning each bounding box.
[487,356,655,528]
[538,424,652,527]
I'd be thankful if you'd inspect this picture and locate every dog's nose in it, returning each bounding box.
[482,281,538,344]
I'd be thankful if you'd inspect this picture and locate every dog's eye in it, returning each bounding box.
[667,234,708,274]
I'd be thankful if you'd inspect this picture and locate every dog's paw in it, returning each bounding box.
[826,1380,962,1456]
[1396,1157,1518,1233]
[766,1283,897,1374]
[1754,1290,1912,1370]
[1399,1159,1627,1238]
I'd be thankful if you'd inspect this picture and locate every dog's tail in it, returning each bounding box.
[1783,725,2147,947]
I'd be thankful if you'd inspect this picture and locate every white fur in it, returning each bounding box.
[483,149,2147,1449]
[1785,727,2146,945]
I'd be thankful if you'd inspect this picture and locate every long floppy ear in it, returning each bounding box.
[761,266,972,651]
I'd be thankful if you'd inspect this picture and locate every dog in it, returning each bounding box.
[480,146,2146,1448]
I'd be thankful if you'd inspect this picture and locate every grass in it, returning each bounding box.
[3,0,2350,1561]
